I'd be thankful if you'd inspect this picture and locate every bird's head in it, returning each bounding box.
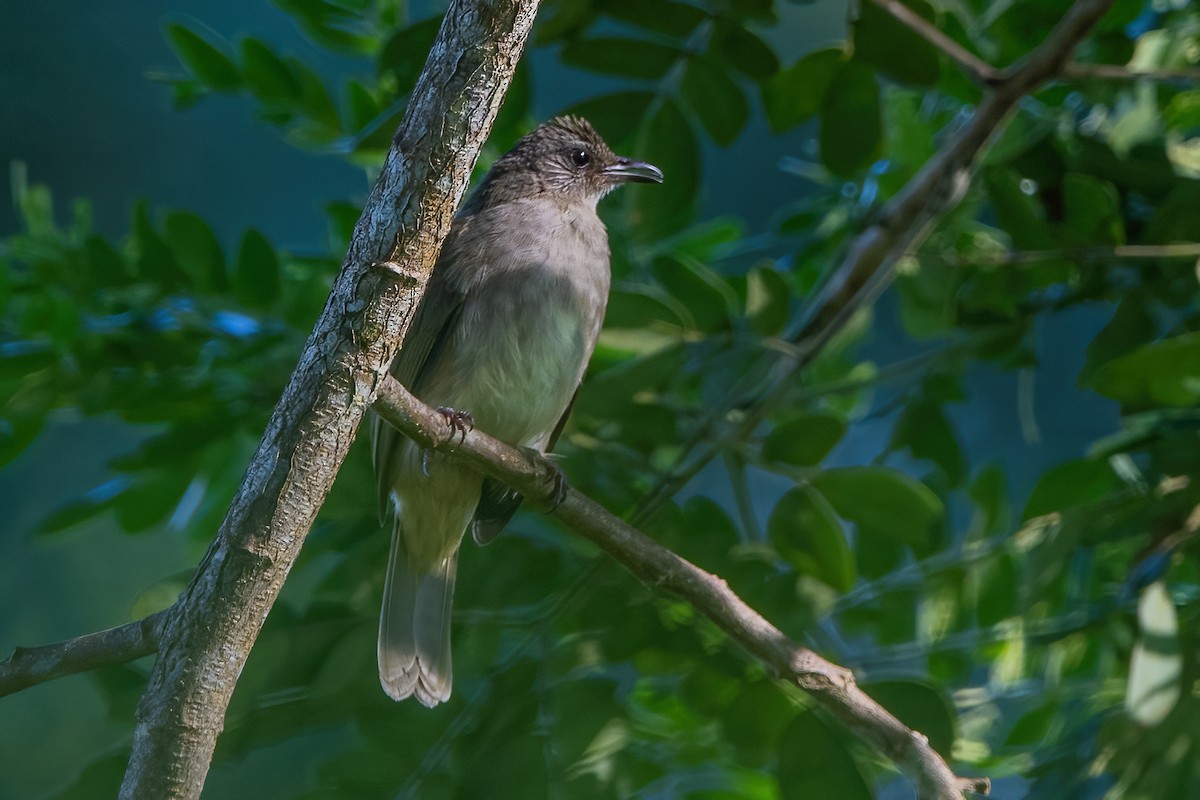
[470,116,663,210]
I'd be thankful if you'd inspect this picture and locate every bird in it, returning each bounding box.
[371,115,663,706]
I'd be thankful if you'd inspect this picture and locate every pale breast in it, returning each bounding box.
[419,198,610,447]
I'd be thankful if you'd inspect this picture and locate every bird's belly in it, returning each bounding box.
[423,278,594,447]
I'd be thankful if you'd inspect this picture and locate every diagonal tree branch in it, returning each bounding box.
[117,2,540,798]
[371,376,991,799]
[0,611,167,697]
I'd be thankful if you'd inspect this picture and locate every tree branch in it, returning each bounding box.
[1063,62,1200,81]
[928,242,1200,266]
[371,376,991,799]
[117,3,539,798]
[0,611,167,697]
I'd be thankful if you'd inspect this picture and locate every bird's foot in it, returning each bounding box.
[435,406,475,444]
[522,447,569,511]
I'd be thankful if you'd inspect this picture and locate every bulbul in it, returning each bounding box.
[371,116,663,706]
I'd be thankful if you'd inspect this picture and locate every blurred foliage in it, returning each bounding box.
[4,0,1200,797]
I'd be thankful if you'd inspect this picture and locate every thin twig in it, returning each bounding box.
[928,242,1200,266]
[0,610,168,697]
[1063,62,1200,81]
[869,0,1002,86]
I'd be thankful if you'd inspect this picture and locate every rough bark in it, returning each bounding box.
[118,2,540,797]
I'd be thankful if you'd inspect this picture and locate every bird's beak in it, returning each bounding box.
[604,157,664,185]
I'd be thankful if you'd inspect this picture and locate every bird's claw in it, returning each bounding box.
[435,406,475,444]
[521,447,569,511]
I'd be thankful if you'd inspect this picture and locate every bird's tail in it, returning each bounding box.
[378,524,458,707]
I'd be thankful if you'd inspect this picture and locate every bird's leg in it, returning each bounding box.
[435,407,475,444]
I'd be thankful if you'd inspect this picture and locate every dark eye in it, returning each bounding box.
[571,148,590,167]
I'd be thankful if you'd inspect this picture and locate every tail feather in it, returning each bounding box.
[378,526,457,707]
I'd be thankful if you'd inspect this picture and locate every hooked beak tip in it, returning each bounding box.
[604,158,664,185]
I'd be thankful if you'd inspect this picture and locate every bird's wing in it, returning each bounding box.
[371,254,467,523]
[471,390,578,546]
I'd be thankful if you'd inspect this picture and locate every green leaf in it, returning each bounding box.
[968,463,1010,539]
[864,680,956,754]
[131,200,183,285]
[763,411,847,466]
[1021,458,1119,520]
[377,16,442,88]
[114,473,189,534]
[982,166,1053,249]
[1005,703,1058,747]
[560,38,681,79]
[604,286,685,330]
[777,711,871,800]
[0,414,44,467]
[288,57,342,136]
[235,229,282,309]
[1079,294,1156,385]
[1165,90,1200,132]
[976,551,1017,627]
[0,340,55,379]
[630,99,699,239]
[763,48,845,132]
[650,254,736,332]
[599,0,706,37]
[819,61,883,176]
[1087,332,1200,409]
[240,37,302,105]
[745,265,791,336]
[852,0,941,86]
[166,24,241,90]
[1062,173,1124,244]
[344,78,378,132]
[768,487,856,592]
[680,55,748,146]
[723,681,797,766]
[813,466,942,549]
[891,400,965,482]
[164,210,227,292]
[710,19,779,82]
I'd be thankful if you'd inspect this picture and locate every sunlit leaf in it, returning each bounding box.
[1022,458,1119,520]
[1087,332,1200,409]
[813,466,942,549]
[1125,581,1182,726]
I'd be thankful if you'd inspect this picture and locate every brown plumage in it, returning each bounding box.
[371,116,662,706]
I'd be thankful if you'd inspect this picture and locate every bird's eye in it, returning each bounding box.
[571,149,590,167]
